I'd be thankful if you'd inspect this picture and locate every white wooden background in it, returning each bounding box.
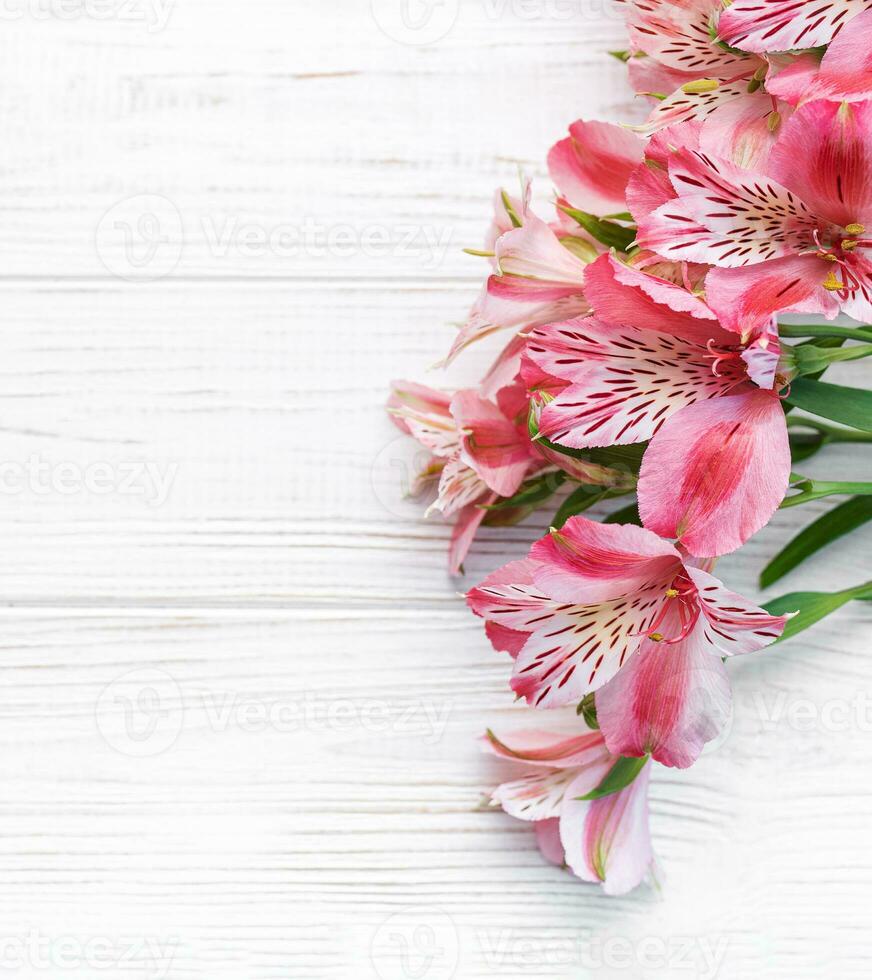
[0,1,870,978]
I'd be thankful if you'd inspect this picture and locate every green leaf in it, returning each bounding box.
[485,472,566,510]
[761,497,872,588]
[553,485,609,528]
[785,377,872,432]
[559,206,636,252]
[764,582,872,643]
[789,429,826,464]
[577,755,648,801]
[604,501,642,525]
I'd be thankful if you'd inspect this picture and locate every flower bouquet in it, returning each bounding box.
[387,0,872,894]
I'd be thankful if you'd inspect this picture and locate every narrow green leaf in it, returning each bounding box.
[577,755,648,800]
[764,582,872,643]
[604,501,642,525]
[785,377,872,432]
[789,429,826,464]
[485,472,566,510]
[553,485,608,528]
[559,206,636,252]
[761,497,872,588]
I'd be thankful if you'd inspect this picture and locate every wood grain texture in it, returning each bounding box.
[0,1,869,977]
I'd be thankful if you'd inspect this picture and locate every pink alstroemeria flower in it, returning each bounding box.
[466,519,790,740]
[483,719,655,894]
[388,380,537,573]
[548,119,644,217]
[525,253,791,556]
[620,0,772,134]
[636,99,872,328]
[718,0,871,54]
[448,212,596,364]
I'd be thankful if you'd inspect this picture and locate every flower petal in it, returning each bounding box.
[583,253,725,344]
[560,764,654,895]
[688,567,791,655]
[637,148,818,267]
[535,818,566,866]
[597,610,732,769]
[638,387,791,557]
[451,390,531,498]
[547,120,645,216]
[705,255,840,335]
[448,500,492,576]
[529,517,681,604]
[800,10,872,103]
[717,0,871,53]
[767,99,872,229]
[483,723,612,769]
[527,318,741,449]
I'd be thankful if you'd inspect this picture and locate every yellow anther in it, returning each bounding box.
[822,270,844,292]
[846,223,866,235]
[665,588,680,598]
[681,78,720,94]
[767,111,782,133]
[649,632,665,642]
[843,239,859,251]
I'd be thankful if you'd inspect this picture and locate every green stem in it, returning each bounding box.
[781,477,872,509]
[788,417,872,443]
[779,323,872,343]
[791,342,872,377]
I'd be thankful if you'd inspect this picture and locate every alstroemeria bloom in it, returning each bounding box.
[718,0,872,54]
[621,0,773,134]
[467,518,790,722]
[636,99,872,327]
[388,381,538,573]
[448,212,596,364]
[548,119,644,217]
[483,719,655,894]
[524,253,791,556]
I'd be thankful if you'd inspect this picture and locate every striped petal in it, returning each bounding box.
[637,148,819,267]
[717,0,872,54]
[509,582,670,706]
[626,0,750,75]
[527,318,742,449]
[689,567,791,655]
